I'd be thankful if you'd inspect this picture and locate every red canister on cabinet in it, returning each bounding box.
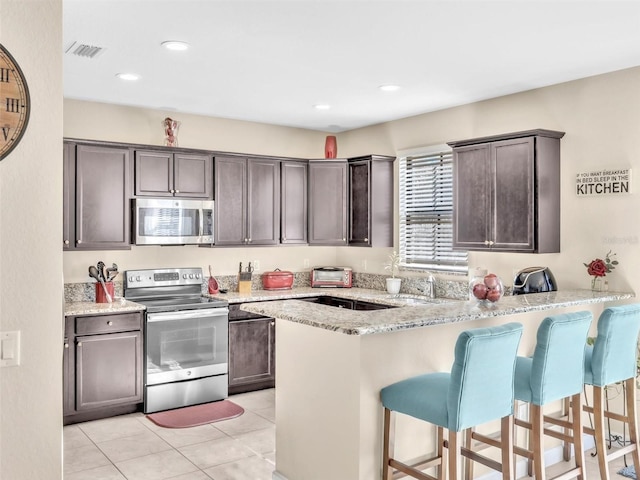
[262,269,294,290]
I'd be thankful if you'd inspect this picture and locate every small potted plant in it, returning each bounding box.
[385,251,402,294]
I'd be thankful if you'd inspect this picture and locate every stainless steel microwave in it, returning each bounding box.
[133,198,214,245]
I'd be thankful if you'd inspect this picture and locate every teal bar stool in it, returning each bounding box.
[508,311,592,480]
[380,322,523,480]
[582,305,640,480]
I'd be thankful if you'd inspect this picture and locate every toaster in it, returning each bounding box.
[310,267,353,288]
[512,267,557,295]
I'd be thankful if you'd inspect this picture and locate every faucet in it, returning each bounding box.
[420,273,436,299]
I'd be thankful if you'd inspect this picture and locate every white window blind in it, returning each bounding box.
[399,149,468,273]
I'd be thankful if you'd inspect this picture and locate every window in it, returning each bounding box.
[399,147,468,273]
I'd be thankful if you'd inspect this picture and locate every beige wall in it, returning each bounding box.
[0,1,64,479]
[65,68,640,294]
[63,100,339,283]
[337,66,640,294]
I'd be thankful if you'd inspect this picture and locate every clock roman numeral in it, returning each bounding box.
[5,98,21,113]
[0,68,9,83]
[1,126,10,141]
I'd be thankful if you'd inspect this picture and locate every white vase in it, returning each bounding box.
[386,277,401,294]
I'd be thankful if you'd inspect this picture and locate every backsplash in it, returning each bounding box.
[64,272,469,303]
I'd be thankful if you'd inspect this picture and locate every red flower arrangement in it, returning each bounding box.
[584,251,617,290]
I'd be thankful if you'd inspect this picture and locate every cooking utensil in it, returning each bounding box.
[88,265,101,281]
[90,264,112,303]
[106,263,119,282]
[97,261,106,281]
[208,265,219,294]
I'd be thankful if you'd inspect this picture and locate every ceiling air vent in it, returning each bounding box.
[65,41,105,59]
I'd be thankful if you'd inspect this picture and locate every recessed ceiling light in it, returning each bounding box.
[161,41,190,51]
[379,85,401,92]
[116,73,139,81]
[314,104,331,110]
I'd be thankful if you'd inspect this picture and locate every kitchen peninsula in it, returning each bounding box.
[239,289,634,480]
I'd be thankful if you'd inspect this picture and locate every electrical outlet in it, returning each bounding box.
[303,259,310,268]
[253,260,260,272]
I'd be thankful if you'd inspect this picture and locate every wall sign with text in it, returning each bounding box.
[575,168,632,196]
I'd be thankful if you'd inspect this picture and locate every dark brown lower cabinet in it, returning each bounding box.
[228,318,275,394]
[64,312,143,425]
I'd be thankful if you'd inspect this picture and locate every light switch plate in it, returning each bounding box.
[0,331,20,367]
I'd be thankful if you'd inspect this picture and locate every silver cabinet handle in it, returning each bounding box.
[484,240,490,245]
[77,341,82,347]
[107,320,113,326]
[64,343,69,349]
[488,240,495,246]
[270,321,275,326]
[364,237,369,242]
[170,189,175,193]
[64,240,70,245]
[77,240,82,244]
[175,190,180,193]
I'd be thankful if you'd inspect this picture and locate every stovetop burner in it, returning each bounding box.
[123,267,228,313]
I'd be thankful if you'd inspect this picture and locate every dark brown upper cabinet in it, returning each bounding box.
[348,155,395,247]
[63,142,131,250]
[308,160,348,246]
[281,160,308,244]
[214,156,280,246]
[448,129,564,253]
[134,150,212,198]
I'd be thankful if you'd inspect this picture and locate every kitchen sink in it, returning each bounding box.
[384,294,458,306]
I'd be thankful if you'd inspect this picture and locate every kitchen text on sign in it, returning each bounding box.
[575,169,631,196]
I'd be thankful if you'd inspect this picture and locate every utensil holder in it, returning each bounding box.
[238,273,252,294]
[95,282,115,303]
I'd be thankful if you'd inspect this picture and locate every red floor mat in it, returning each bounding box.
[146,400,244,428]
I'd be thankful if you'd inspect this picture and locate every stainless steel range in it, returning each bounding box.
[124,267,229,413]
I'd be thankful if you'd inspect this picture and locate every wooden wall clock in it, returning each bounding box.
[0,44,30,161]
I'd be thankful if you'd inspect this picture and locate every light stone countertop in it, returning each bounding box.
[64,298,146,316]
[204,287,458,305]
[235,289,635,335]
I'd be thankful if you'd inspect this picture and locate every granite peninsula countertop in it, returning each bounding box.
[234,289,635,335]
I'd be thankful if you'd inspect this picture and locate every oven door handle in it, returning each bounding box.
[147,308,229,323]
[199,208,204,238]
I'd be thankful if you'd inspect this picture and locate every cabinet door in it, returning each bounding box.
[308,161,348,245]
[174,153,213,198]
[75,331,143,411]
[281,161,308,244]
[247,159,280,245]
[228,318,275,394]
[492,137,535,251]
[349,160,370,245]
[215,157,247,245]
[75,145,131,250]
[135,150,174,197]
[63,143,75,250]
[453,144,492,249]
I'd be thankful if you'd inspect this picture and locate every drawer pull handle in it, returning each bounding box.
[107,321,113,326]
[64,343,69,349]
[77,341,82,347]
[270,321,275,326]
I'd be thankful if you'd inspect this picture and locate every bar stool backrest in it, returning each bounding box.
[529,312,592,405]
[589,304,640,386]
[448,322,523,431]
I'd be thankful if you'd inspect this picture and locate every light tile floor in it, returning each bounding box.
[63,389,276,480]
[64,387,635,479]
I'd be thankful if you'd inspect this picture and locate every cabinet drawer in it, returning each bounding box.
[75,312,142,335]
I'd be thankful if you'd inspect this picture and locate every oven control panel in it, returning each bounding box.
[125,268,203,288]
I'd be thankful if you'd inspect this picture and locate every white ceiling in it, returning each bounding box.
[63,0,640,133]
